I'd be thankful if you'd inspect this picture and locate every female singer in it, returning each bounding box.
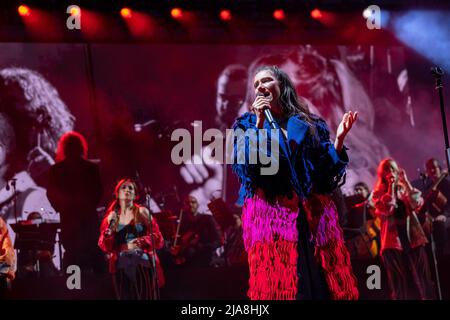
[372,158,435,299]
[232,65,359,300]
[98,178,164,300]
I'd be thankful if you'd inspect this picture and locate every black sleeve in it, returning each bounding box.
[46,166,62,213]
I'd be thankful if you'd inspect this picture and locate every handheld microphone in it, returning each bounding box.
[105,213,117,237]
[256,92,278,129]
[109,213,117,227]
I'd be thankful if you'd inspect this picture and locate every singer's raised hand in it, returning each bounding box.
[334,111,358,153]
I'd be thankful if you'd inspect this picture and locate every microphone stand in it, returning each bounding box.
[9,179,19,225]
[144,187,160,300]
[430,66,446,300]
[420,172,443,300]
[431,67,450,169]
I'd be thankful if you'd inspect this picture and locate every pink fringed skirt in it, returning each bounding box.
[242,189,359,300]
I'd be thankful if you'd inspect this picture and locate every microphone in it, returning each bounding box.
[256,92,278,129]
[430,66,444,77]
[108,215,116,229]
[105,212,117,237]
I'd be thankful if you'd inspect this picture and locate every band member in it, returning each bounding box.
[47,132,103,271]
[343,182,380,259]
[354,182,370,200]
[417,158,450,257]
[373,158,435,299]
[232,65,359,300]
[0,216,15,298]
[171,195,222,267]
[98,179,165,300]
[16,212,58,278]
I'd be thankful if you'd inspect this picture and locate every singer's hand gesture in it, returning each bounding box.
[336,111,358,142]
[251,94,272,128]
[335,111,358,153]
[104,211,117,237]
[132,237,148,249]
[104,228,113,237]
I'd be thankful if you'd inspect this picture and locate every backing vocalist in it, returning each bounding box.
[98,178,165,300]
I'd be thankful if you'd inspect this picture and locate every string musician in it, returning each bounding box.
[170,196,222,267]
[413,158,450,258]
[343,182,381,260]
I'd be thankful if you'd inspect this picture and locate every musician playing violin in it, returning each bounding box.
[413,158,450,257]
[171,196,222,267]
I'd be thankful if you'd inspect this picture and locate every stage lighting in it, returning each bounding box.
[171,8,183,19]
[121,7,132,19]
[273,9,285,21]
[220,10,232,21]
[18,5,30,17]
[311,9,322,19]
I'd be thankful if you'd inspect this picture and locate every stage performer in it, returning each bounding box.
[373,158,435,300]
[231,65,359,300]
[98,178,165,300]
[47,131,103,272]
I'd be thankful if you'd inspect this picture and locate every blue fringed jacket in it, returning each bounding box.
[231,112,348,205]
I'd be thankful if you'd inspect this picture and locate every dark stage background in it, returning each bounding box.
[1,43,446,198]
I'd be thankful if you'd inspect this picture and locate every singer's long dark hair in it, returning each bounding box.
[254,65,316,130]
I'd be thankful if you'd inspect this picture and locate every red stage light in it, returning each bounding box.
[220,10,232,21]
[311,9,323,19]
[18,5,30,17]
[121,8,132,19]
[171,8,183,19]
[70,7,80,16]
[273,9,285,21]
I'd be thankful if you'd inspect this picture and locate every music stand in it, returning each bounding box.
[11,220,61,276]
